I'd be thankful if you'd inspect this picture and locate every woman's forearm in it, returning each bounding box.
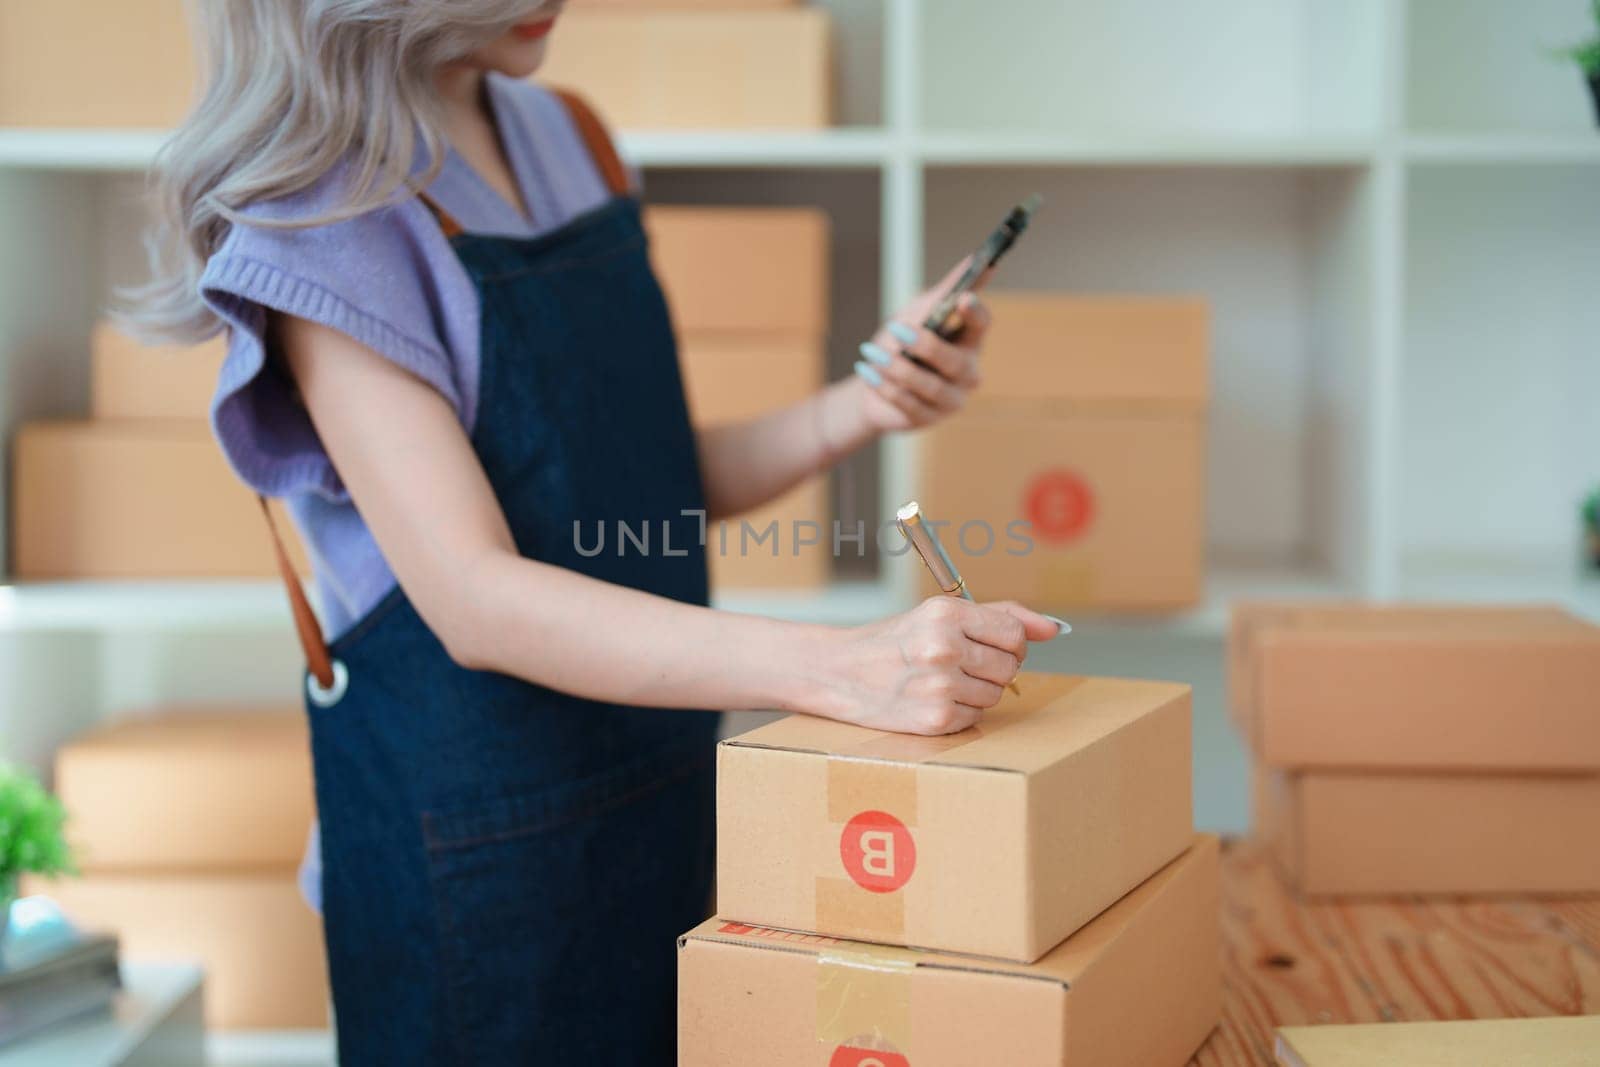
[448,547,838,714]
[696,377,879,519]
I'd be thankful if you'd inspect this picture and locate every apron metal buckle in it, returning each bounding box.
[307,659,350,708]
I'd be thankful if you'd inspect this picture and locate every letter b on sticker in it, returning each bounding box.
[840,810,916,893]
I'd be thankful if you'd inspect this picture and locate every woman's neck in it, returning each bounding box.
[435,65,489,130]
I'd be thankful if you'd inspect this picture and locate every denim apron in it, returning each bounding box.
[265,94,720,1065]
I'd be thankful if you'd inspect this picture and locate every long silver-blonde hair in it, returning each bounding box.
[123,0,542,342]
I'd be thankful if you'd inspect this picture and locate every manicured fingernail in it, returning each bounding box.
[887,321,918,345]
[859,341,892,366]
[854,361,883,387]
[1046,615,1073,637]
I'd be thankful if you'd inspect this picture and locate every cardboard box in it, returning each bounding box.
[705,482,831,590]
[921,404,1204,609]
[646,208,830,336]
[717,673,1194,961]
[677,332,823,424]
[0,2,196,128]
[56,709,312,873]
[24,873,329,1030]
[975,295,1210,407]
[1276,1016,1600,1067]
[681,835,1221,1067]
[1230,603,1600,771]
[921,295,1208,611]
[1255,764,1600,896]
[91,323,226,419]
[677,332,831,590]
[539,9,832,130]
[10,420,307,579]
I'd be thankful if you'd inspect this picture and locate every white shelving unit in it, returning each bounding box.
[2,0,1598,756]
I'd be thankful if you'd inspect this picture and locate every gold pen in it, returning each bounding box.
[895,500,1022,697]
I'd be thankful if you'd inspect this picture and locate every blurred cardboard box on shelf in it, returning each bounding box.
[678,333,829,590]
[645,208,830,336]
[0,1,196,128]
[539,9,831,129]
[55,709,312,873]
[1229,602,1600,771]
[717,674,1193,962]
[974,295,1210,408]
[677,332,823,421]
[924,407,1203,610]
[91,324,226,420]
[923,295,1208,611]
[586,0,798,7]
[659,206,833,591]
[681,835,1221,1067]
[24,872,329,1030]
[1254,764,1600,896]
[10,420,307,579]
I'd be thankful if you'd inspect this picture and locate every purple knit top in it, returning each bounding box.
[201,75,621,640]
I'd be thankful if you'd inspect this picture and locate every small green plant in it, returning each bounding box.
[0,764,75,896]
[1558,0,1600,76]
[1584,488,1600,530]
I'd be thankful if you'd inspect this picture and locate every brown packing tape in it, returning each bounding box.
[826,759,918,826]
[816,948,917,1058]
[815,876,907,939]
[818,758,919,940]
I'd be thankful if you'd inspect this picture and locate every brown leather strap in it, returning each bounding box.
[416,191,466,239]
[259,496,335,689]
[551,88,631,198]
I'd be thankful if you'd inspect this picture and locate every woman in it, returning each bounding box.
[128,2,1066,1062]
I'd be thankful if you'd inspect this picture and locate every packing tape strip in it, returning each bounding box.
[816,947,918,1058]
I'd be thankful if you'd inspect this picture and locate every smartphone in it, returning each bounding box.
[921,193,1041,344]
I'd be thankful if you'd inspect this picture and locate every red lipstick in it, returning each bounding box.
[511,18,555,42]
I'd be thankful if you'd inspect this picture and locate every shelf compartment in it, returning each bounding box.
[1400,162,1600,579]
[919,0,1386,140]
[1406,0,1600,135]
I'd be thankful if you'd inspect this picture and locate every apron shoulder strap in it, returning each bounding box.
[550,88,632,199]
[258,495,338,691]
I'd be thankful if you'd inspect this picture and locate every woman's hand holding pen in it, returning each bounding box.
[803,597,1065,737]
[853,259,991,432]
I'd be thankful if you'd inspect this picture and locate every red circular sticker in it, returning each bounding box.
[839,810,916,893]
[1024,469,1095,543]
[830,1045,911,1067]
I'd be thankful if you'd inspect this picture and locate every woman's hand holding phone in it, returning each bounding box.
[853,258,992,432]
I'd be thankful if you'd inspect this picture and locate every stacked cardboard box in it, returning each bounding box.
[537,7,831,129]
[9,325,306,579]
[24,709,328,1029]
[0,4,831,130]
[922,295,1210,611]
[681,673,1223,1065]
[645,206,832,591]
[1230,602,1600,896]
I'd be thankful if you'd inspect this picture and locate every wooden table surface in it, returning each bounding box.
[1192,838,1600,1066]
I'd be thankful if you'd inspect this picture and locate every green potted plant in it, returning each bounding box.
[1583,487,1600,571]
[0,764,76,945]
[1559,0,1600,123]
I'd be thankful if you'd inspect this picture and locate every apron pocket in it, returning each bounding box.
[419,742,715,1061]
